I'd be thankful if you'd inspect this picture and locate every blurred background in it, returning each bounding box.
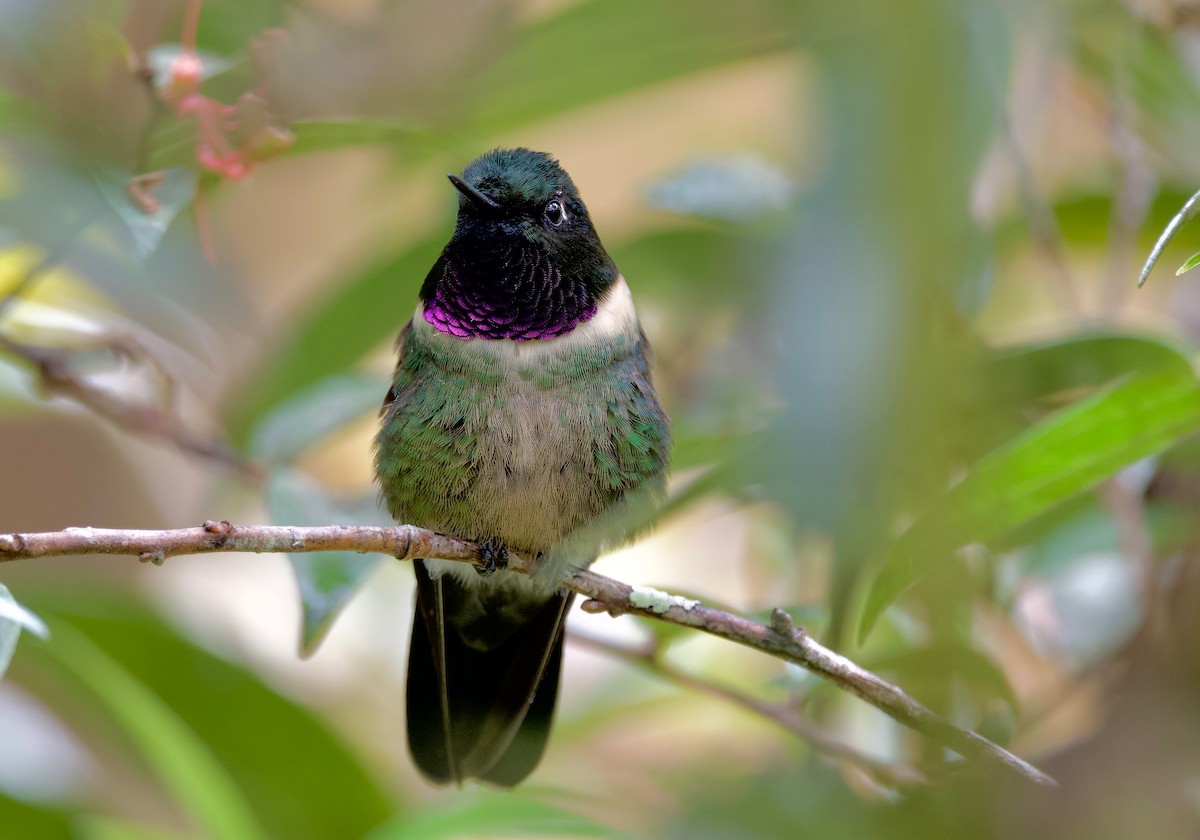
[2,0,1200,837]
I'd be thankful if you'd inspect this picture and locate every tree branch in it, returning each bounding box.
[0,220,262,483]
[0,521,1055,786]
[567,630,928,791]
[0,336,263,484]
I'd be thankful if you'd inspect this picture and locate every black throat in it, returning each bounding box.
[420,230,617,341]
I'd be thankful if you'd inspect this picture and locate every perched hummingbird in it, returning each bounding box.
[374,148,671,786]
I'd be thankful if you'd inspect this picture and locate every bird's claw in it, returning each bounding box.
[475,538,509,576]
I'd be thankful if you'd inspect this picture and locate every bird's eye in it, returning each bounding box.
[544,199,567,227]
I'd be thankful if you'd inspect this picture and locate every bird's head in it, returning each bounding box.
[420,148,617,341]
[447,148,609,269]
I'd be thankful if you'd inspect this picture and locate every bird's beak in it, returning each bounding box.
[448,174,500,210]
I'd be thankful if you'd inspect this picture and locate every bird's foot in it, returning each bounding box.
[475,537,509,577]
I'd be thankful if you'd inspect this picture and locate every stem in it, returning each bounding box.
[568,630,928,790]
[181,0,203,54]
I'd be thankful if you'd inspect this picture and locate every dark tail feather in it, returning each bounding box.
[406,560,573,786]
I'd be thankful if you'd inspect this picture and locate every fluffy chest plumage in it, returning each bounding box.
[374,278,670,568]
[453,371,611,552]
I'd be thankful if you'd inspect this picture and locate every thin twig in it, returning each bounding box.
[567,569,1054,786]
[984,41,1082,316]
[0,336,263,483]
[181,0,203,54]
[0,522,1056,786]
[567,630,928,790]
[1103,92,1156,313]
[0,208,255,479]
[131,54,167,175]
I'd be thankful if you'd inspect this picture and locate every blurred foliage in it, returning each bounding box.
[0,582,48,678]
[3,0,1200,838]
[4,589,393,839]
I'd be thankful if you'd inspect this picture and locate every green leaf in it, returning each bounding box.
[980,333,1193,400]
[288,551,382,657]
[144,119,200,172]
[15,590,394,838]
[252,375,393,655]
[0,582,48,678]
[859,367,1200,641]
[264,468,388,655]
[39,620,269,840]
[0,792,75,839]
[1138,187,1200,287]
[363,790,641,840]
[938,333,1196,467]
[248,373,384,464]
[1178,251,1200,276]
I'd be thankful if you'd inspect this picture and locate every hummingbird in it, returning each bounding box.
[374,148,671,786]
